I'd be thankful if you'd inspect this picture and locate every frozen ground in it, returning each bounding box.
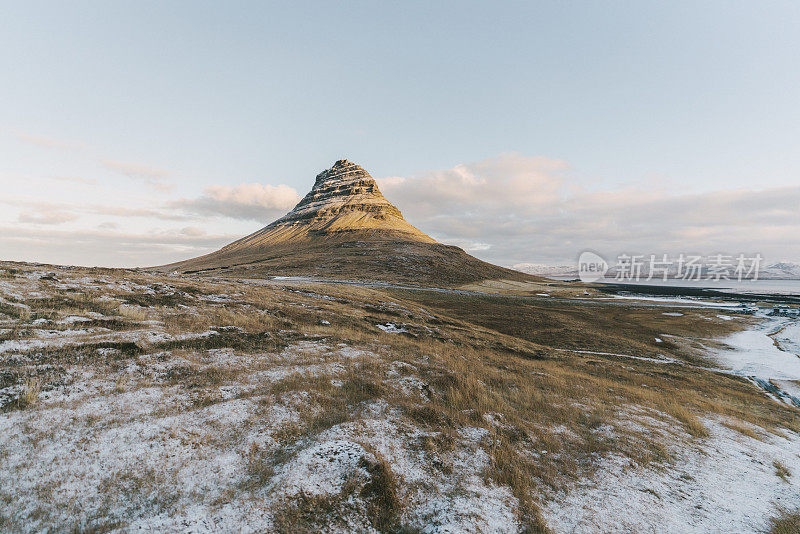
[605,294,742,307]
[0,340,519,533]
[771,321,800,357]
[1,263,799,533]
[711,313,800,407]
[0,265,524,532]
[713,316,800,381]
[544,418,800,533]
[542,313,800,532]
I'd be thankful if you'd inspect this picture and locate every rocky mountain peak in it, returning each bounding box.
[159,159,531,286]
[290,159,393,222]
[310,158,375,190]
[218,160,436,250]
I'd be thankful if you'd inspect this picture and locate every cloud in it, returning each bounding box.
[377,153,800,266]
[13,131,175,192]
[6,151,798,268]
[443,238,493,252]
[87,205,192,221]
[0,226,238,268]
[16,203,79,225]
[175,183,301,221]
[18,210,79,225]
[180,226,206,236]
[11,130,182,194]
[15,132,87,151]
[50,175,97,186]
[102,159,172,191]
[2,199,193,223]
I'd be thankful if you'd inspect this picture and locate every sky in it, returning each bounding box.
[1,1,799,268]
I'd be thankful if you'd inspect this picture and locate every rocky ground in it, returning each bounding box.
[1,261,798,533]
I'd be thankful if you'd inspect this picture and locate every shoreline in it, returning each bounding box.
[712,313,800,407]
[594,282,800,305]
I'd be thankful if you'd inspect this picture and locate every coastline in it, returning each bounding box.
[580,281,800,407]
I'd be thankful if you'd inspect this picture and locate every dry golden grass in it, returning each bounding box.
[243,321,722,525]
[118,305,148,321]
[17,377,41,409]
[662,401,709,438]
[241,442,275,491]
[3,260,799,529]
[113,374,127,393]
[357,444,408,531]
[269,449,410,533]
[774,460,792,483]
[459,278,592,300]
[163,307,276,335]
[721,420,763,440]
[770,509,800,534]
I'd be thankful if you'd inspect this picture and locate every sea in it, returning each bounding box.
[547,276,800,296]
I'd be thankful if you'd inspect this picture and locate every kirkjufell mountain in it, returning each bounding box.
[217,159,435,247]
[160,159,532,285]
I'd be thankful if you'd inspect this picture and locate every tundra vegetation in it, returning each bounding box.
[0,261,797,532]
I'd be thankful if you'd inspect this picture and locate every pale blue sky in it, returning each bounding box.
[2,1,799,267]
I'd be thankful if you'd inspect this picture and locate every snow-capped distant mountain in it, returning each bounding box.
[512,263,577,277]
[761,261,800,279]
[512,260,800,280]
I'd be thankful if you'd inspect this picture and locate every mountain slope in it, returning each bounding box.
[222,158,436,249]
[159,159,533,285]
[763,262,800,279]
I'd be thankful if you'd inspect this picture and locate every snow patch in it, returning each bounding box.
[543,419,800,533]
[279,440,370,497]
[377,323,409,334]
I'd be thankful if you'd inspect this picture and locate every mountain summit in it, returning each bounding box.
[160,159,532,285]
[221,159,434,250]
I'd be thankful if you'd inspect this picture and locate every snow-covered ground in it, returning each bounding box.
[0,347,520,533]
[544,418,800,533]
[604,294,742,307]
[2,263,799,533]
[771,321,800,357]
[542,314,800,532]
[709,313,800,410]
[713,316,800,382]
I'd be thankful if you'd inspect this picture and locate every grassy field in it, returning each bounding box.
[0,261,798,532]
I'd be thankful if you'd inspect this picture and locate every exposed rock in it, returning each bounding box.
[222,159,435,251]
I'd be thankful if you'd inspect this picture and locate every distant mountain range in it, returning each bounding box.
[513,261,800,280]
[511,263,578,277]
[763,261,800,279]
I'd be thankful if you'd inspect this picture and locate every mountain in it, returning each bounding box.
[512,263,578,277]
[761,261,800,279]
[513,259,800,282]
[159,159,534,285]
